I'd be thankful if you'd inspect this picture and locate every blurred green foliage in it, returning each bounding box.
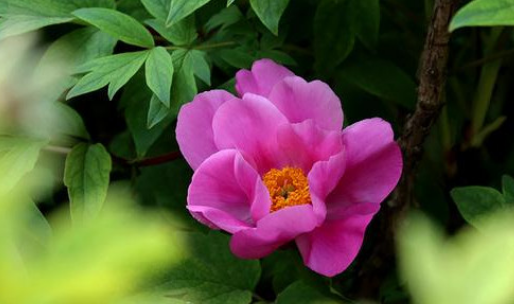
[399,211,514,304]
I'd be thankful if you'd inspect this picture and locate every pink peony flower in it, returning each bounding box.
[176,59,403,277]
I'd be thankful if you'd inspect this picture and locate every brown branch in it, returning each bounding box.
[395,0,459,210]
[354,0,460,299]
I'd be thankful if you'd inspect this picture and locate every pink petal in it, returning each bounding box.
[343,118,396,165]
[235,58,294,97]
[326,118,402,220]
[268,76,343,130]
[187,150,271,233]
[212,93,288,174]
[296,203,380,277]
[188,207,252,233]
[277,119,343,172]
[230,205,318,259]
[307,150,346,225]
[176,90,237,170]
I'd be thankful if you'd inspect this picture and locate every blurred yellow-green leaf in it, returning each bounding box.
[0,186,182,304]
[398,212,514,304]
[0,136,47,195]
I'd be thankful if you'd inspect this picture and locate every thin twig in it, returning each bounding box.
[129,151,183,167]
[164,45,187,50]
[42,145,72,155]
[456,47,514,72]
[44,144,182,167]
[164,41,236,51]
[194,41,236,50]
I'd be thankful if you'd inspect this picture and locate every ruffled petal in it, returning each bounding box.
[187,150,271,233]
[326,118,402,220]
[176,90,237,170]
[307,150,346,225]
[188,207,252,233]
[213,93,288,174]
[268,76,343,130]
[235,58,294,98]
[296,203,380,277]
[230,205,317,259]
[277,119,343,172]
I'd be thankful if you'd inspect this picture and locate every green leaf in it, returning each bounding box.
[205,5,242,32]
[451,186,506,229]
[227,0,236,6]
[260,32,285,50]
[50,102,91,141]
[64,143,112,223]
[350,0,380,49]
[116,0,152,22]
[258,50,297,66]
[166,0,211,26]
[249,0,289,35]
[0,0,108,40]
[218,48,254,69]
[0,137,47,195]
[123,73,172,157]
[503,175,514,204]
[0,15,72,40]
[0,0,115,18]
[450,0,514,32]
[16,199,53,259]
[134,160,195,228]
[398,213,514,304]
[145,17,197,46]
[338,54,417,109]
[68,51,149,100]
[39,27,116,71]
[72,8,154,48]
[171,49,198,111]
[276,281,341,304]
[153,232,261,304]
[126,49,197,156]
[171,49,196,78]
[37,27,116,100]
[147,95,170,129]
[145,47,174,107]
[314,0,355,75]
[141,0,170,20]
[190,50,211,85]
[170,68,197,116]
[261,251,304,294]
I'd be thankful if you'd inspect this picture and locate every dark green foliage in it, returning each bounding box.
[152,231,261,303]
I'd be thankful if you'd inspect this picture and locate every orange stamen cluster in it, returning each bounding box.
[263,167,312,212]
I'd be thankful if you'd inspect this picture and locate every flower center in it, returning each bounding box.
[263,167,312,212]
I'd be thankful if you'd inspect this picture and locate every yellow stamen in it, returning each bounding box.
[263,167,312,212]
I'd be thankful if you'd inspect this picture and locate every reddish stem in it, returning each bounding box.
[112,151,183,167]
